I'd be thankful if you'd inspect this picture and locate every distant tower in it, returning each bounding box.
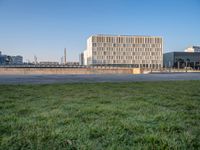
[34,55,38,64]
[60,56,63,64]
[64,48,67,64]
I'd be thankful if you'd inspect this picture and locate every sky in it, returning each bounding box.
[0,0,200,62]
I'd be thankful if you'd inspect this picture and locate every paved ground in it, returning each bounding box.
[0,73,200,84]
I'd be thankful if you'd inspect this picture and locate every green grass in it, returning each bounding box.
[0,81,200,150]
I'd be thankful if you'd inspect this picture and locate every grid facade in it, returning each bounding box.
[163,52,200,68]
[84,35,163,68]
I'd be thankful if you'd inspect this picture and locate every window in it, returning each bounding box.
[92,43,96,47]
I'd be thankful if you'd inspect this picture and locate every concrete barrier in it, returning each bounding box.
[0,67,139,75]
[132,68,144,74]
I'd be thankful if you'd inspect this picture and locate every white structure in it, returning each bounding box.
[83,50,89,66]
[83,34,163,68]
[64,48,67,64]
[185,46,200,53]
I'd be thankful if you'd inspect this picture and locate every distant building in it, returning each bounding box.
[163,52,200,69]
[83,50,88,66]
[0,51,6,64]
[0,51,23,65]
[39,61,59,65]
[11,56,23,64]
[185,46,200,53]
[83,34,163,68]
[0,55,12,65]
[79,53,84,65]
[0,55,6,64]
[0,51,3,64]
[66,62,79,66]
[64,48,67,64]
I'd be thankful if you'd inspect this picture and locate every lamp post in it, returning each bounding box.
[178,61,180,71]
[168,61,171,72]
[185,60,188,72]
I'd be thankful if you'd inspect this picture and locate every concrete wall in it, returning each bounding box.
[0,67,138,75]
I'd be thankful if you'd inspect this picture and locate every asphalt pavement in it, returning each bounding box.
[0,73,200,84]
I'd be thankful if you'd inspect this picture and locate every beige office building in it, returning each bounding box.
[84,34,163,68]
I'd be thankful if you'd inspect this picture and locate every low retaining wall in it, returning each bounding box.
[0,68,143,75]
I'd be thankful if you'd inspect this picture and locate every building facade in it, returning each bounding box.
[39,61,59,65]
[0,51,23,65]
[11,56,23,64]
[185,46,200,53]
[0,54,7,65]
[163,52,200,69]
[83,35,163,68]
[79,53,84,65]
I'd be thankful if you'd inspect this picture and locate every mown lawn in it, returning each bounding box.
[0,81,200,149]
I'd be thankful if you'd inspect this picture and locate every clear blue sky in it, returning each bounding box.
[0,0,199,62]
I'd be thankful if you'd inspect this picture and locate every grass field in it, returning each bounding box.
[0,81,200,149]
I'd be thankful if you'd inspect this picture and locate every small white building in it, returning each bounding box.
[185,46,200,52]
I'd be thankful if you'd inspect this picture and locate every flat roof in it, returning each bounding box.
[88,34,162,38]
[164,51,200,54]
